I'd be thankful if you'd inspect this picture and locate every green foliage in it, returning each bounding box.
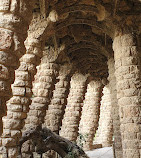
[67,151,76,158]
[64,145,77,158]
[64,133,89,158]
[77,133,88,148]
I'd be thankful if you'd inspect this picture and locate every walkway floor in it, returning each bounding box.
[86,147,114,158]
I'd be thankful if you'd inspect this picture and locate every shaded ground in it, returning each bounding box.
[86,147,114,158]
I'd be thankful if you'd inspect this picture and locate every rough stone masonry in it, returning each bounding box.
[0,0,140,158]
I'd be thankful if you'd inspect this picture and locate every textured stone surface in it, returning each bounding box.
[79,79,103,151]
[0,1,140,158]
[60,73,88,142]
[44,64,72,133]
[22,54,58,156]
[113,34,141,158]
[0,29,13,51]
[108,57,123,158]
[0,2,35,157]
[94,84,113,147]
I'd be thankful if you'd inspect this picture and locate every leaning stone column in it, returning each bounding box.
[0,0,34,138]
[0,52,17,136]
[44,64,72,134]
[113,32,141,158]
[108,57,123,158]
[21,54,58,157]
[78,79,103,151]
[1,53,38,158]
[94,84,113,147]
[60,73,88,142]
[24,56,58,129]
[0,0,35,157]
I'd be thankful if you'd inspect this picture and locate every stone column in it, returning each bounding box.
[108,57,123,158]
[24,56,58,130]
[0,0,34,138]
[1,53,38,158]
[44,64,72,134]
[113,32,141,158]
[60,73,88,142]
[0,52,17,136]
[21,54,58,157]
[78,79,103,151]
[94,84,113,147]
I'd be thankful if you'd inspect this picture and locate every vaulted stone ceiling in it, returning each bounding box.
[33,0,141,78]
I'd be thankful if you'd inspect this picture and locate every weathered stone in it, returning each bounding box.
[0,0,10,11]
[94,84,113,148]
[0,1,140,158]
[0,81,10,95]
[60,73,88,142]
[12,112,27,119]
[20,54,36,63]
[7,103,22,112]
[44,64,72,133]
[0,51,17,66]
[0,29,13,50]
[79,80,103,151]
[108,57,123,158]
[8,147,18,158]
[113,33,141,158]
[9,96,30,105]
[13,80,31,87]
[0,64,9,80]
[12,87,26,96]
[15,70,30,81]
[2,138,16,147]
[3,118,22,130]
[2,129,11,137]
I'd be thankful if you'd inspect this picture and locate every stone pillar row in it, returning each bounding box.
[108,57,123,158]
[94,84,113,147]
[44,64,72,134]
[0,0,34,136]
[113,33,141,158]
[60,73,88,142]
[78,79,103,151]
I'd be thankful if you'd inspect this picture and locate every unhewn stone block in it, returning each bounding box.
[2,138,16,147]
[15,70,29,81]
[3,118,22,129]
[0,29,13,50]
[0,0,10,11]
[0,64,9,79]
[8,147,18,158]
[20,54,36,63]
[7,103,22,112]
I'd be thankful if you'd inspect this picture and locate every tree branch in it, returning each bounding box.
[18,126,89,158]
